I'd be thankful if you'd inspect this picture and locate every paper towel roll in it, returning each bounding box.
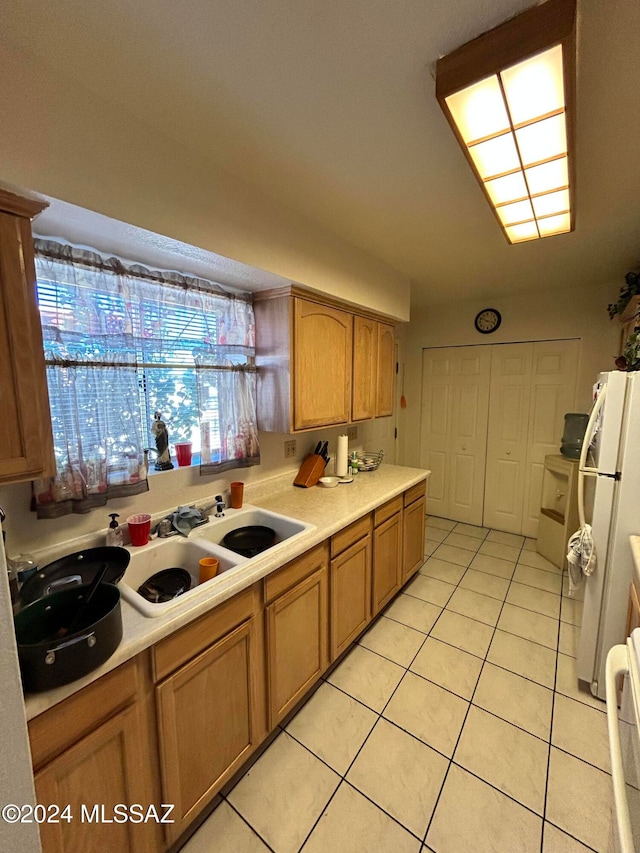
[336,434,349,478]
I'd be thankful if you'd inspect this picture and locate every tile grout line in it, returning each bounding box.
[301,544,485,848]
[293,594,442,851]
[221,798,279,853]
[539,561,564,853]
[420,533,525,849]
[207,523,592,853]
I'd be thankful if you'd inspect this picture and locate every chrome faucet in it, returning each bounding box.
[214,495,226,518]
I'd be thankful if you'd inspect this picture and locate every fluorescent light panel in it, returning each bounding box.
[444,45,572,243]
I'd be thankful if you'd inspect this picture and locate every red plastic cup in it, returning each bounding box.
[174,442,193,467]
[127,513,152,546]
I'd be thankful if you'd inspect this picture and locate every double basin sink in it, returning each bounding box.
[119,505,315,618]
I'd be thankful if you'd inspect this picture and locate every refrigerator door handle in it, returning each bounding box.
[606,644,635,853]
[577,384,607,528]
[579,383,607,474]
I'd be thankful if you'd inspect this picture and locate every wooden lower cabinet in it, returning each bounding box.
[372,508,403,615]
[265,544,329,727]
[34,703,156,853]
[626,579,640,638]
[330,534,372,661]
[156,618,260,844]
[28,481,428,852]
[402,495,426,582]
[29,657,161,853]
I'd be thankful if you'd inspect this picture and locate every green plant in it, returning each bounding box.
[608,271,640,319]
[616,327,640,372]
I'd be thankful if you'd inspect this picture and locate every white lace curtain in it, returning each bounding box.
[32,240,259,519]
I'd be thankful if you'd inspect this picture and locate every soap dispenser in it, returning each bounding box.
[106,513,123,546]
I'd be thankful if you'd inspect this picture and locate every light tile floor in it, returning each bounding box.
[182,516,615,853]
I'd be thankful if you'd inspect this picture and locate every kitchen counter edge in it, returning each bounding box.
[24,464,429,720]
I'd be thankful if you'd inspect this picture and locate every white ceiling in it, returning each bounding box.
[3,0,640,307]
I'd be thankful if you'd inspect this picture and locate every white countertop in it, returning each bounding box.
[631,535,640,587]
[24,464,428,720]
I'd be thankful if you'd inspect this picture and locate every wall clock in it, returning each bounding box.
[474,308,502,334]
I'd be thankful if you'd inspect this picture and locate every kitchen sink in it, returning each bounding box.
[119,504,315,618]
[191,505,313,551]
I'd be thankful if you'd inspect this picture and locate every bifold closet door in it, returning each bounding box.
[419,346,491,525]
[483,338,579,536]
[483,344,533,533]
[520,339,580,538]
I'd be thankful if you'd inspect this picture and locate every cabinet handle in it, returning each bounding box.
[506,450,511,456]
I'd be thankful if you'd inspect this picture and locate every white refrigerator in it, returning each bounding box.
[577,370,640,700]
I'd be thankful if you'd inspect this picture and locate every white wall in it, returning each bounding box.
[0,41,410,322]
[397,281,622,467]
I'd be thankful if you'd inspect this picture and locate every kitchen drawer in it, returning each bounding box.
[153,586,257,682]
[374,495,403,527]
[29,657,140,771]
[331,514,372,558]
[264,542,329,604]
[404,480,426,507]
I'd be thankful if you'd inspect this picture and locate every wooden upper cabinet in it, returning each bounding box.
[293,298,352,430]
[254,287,395,432]
[376,322,395,417]
[352,316,377,421]
[0,189,55,484]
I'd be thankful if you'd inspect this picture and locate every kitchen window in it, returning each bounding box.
[32,240,259,519]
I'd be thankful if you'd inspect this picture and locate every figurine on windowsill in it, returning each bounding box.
[151,411,174,471]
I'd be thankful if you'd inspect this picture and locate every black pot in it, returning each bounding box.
[14,583,122,693]
[222,525,277,557]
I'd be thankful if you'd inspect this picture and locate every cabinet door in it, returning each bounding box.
[34,704,156,853]
[156,619,258,843]
[0,195,55,484]
[372,511,402,615]
[627,581,640,638]
[352,316,377,421]
[376,323,395,417]
[266,566,328,727]
[330,535,372,661]
[293,298,352,429]
[402,496,426,583]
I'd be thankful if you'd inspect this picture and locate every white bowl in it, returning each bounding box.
[319,476,340,488]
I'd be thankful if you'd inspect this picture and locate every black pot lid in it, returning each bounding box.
[20,547,130,605]
[137,568,192,604]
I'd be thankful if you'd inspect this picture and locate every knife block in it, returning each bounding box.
[294,454,327,488]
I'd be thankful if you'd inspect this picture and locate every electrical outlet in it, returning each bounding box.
[347,426,358,441]
[284,439,297,458]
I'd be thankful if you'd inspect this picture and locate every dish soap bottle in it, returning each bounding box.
[350,451,359,475]
[106,513,123,546]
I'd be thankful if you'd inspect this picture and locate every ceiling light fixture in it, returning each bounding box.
[436,0,577,244]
